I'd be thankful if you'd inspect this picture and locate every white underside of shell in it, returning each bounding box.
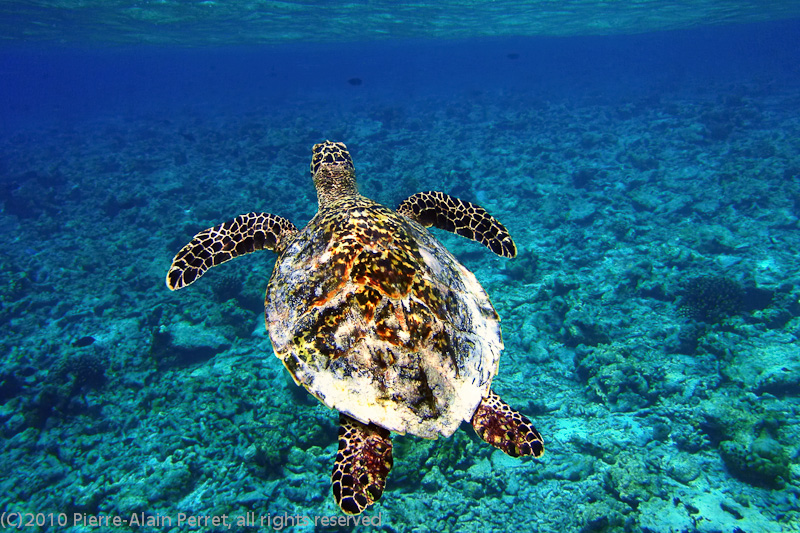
[266,206,504,439]
[299,262,500,438]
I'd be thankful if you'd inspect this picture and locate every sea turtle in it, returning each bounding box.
[166,141,544,514]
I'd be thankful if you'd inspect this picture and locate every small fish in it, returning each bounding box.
[72,336,95,348]
[347,77,363,86]
[507,53,520,60]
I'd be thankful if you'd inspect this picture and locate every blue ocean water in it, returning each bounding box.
[1,4,800,533]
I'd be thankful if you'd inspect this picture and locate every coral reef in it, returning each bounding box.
[49,351,107,393]
[1,33,799,532]
[678,275,745,323]
[720,436,791,488]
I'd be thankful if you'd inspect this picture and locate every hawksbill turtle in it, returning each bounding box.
[166,141,544,514]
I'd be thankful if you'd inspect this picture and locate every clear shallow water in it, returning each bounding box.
[2,0,800,44]
[1,4,800,533]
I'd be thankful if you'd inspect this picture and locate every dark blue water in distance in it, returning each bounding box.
[3,20,798,133]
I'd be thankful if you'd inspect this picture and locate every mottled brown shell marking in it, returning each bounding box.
[266,194,503,438]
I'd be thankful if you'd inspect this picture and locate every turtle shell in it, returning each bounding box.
[265,194,502,439]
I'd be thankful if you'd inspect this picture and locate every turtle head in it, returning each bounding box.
[311,141,358,208]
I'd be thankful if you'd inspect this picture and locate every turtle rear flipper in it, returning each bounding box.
[471,390,544,458]
[332,414,393,515]
[166,212,297,290]
[396,191,516,258]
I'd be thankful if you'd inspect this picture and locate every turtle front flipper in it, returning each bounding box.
[166,212,297,290]
[471,390,544,458]
[396,191,516,258]
[332,414,393,515]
